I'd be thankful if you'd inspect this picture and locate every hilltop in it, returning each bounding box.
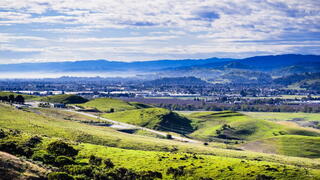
[38,94,88,104]
[76,98,152,112]
[102,108,194,134]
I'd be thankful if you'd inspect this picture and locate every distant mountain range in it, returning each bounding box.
[0,54,319,83]
[1,54,319,73]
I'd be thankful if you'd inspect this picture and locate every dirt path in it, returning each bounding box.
[66,109,201,144]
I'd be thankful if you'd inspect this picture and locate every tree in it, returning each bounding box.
[8,95,15,103]
[15,95,25,104]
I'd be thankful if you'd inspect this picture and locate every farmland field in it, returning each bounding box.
[243,112,320,122]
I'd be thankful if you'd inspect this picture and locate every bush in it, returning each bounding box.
[32,151,56,164]
[89,155,102,166]
[47,140,78,157]
[0,129,6,138]
[140,171,162,179]
[48,172,74,180]
[114,168,139,179]
[103,158,114,169]
[25,136,42,148]
[166,134,173,139]
[0,140,33,157]
[55,156,75,167]
[63,165,93,177]
[167,166,185,177]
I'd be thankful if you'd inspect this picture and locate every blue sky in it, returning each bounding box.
[0,0,319,63]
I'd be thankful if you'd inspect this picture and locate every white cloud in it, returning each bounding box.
[0,0,319,63]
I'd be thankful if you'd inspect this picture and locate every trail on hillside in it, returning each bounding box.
[66,109,201,144]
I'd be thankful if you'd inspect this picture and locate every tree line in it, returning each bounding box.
[0,94,25,104]
[156,103,320,113]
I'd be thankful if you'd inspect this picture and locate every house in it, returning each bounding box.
[52,103,66,108]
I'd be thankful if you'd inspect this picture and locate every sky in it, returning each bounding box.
[0,0,319,64]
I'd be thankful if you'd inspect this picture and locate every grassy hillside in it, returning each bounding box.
[244,112,320,129]
[76,98,151,112]
[39,94,88,104]
[102,108,194,134]
[243,112,320,122]
[242,135,320,158]
[185,111,320,142]
[0,103,196,152]
[2,103,320,168]
[0,91,37,100]
[2,103,320,179]
[1,131,320,180]
[0,151,48,179]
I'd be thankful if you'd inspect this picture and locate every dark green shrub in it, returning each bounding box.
[48,172,74,180]
[47,140,78,157]
[55,156,75,167]
[32,151,55,164]
[103,158,114,169]
[167,166,186,177]
[0,140,33,157]
[166,134,172,139]
[0,129,6,138]
[63,165,93,177]
[256,174,275,180]
[25,136,42,148]
[89,155,102,166]
[114,167,139,179]
[140,171,162,179]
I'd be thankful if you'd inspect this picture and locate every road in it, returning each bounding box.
[66,109,201,144]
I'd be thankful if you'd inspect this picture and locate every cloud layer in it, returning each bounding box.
[0,0,319,63]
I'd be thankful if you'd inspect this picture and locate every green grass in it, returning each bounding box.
[102,108,194,134]
[243,112,320,122]
[184,111,320,142]
[2,131,320,179]
[76,143,320,180]
[76,98,146,112]
[242,135,320,158]
[0,91,37,100]
[37,94,88,104]
[2,103,320,169]
[0,103,195,152]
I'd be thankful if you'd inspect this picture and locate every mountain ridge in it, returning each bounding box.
[1,54,319,73]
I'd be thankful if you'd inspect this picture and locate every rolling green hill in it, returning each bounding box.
[76,98,151,112]
[185,111,320,142]
[2,131,319,180]
[102,108,194,134]
[1,102,320,179]
[39,94,88,104]
[242,135,320,158]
